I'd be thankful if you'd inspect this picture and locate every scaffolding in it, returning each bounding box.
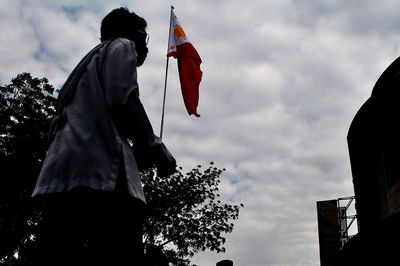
[337,196,358,249]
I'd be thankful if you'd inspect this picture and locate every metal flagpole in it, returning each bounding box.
[160,6,174,140]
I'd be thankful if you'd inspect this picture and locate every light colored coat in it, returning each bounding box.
[32,38,171,203]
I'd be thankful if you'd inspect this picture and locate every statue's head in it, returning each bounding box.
[100,7,149,66]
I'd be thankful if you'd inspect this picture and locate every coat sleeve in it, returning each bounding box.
[102,38,175,173]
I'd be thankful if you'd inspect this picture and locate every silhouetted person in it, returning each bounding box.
[31,7,176,266]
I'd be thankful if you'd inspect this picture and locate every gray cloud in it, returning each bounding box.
[1,1,399,265]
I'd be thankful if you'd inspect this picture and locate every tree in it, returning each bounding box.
[0,73,242,265]
[142,163,243,265]
[0,73,57,265]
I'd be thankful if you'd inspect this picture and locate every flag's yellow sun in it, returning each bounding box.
[174,24,187,42]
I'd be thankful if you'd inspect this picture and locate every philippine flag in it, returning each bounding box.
[167,9,202,117]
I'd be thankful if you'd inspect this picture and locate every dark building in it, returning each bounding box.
[316,197,356,266]
[318,57,400,266]
[316,200,341,266]
[344,56,400,265]
[348,57,400,231]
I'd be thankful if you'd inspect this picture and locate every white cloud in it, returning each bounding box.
[1,1,399,265]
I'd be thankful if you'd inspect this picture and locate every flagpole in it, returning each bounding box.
[160,6,174,140]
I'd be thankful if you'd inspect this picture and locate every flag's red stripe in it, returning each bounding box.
[171,42,202,117]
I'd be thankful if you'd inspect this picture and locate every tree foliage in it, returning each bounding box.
[142,164,242,265]
[0,73,242,265]
[0,73,57,264]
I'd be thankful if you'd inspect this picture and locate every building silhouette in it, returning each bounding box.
[318,56,400,265]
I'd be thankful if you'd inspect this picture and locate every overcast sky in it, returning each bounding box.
[1,1,400,265]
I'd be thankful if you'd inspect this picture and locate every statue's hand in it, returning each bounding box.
[156,155,177,177]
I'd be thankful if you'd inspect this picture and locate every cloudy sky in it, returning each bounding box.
[1,1,400,265]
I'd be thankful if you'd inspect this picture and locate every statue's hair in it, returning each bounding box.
[100,7,147,42]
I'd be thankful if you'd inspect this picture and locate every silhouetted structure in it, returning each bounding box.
[343,56,400,265]
[31,7,176,266]
[316,197,357,266]
[216,260,233,266]
[317,200,341,266]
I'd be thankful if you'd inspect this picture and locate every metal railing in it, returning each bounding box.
[337,196,358,249]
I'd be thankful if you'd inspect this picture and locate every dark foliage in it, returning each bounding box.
[0,73,56,265]
[142,164,243,265]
